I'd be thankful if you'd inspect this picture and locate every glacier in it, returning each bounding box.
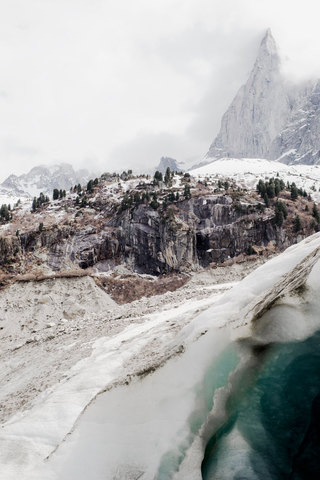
[1,234,320,479]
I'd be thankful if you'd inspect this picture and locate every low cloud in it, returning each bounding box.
[0,0,320,180]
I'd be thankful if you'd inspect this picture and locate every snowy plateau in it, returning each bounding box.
[190,157,320,202]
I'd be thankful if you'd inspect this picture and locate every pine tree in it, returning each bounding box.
[32,197,37,212]
[81,196,87,208]
[266,183,275,199]
[154,171,163,183]
[275,200,288,219]
[293,214,302,232]
[164,167,171,185]
[0,204,10,221]
[257,179,266,196]
[133,191,141,205]
[150,193,159,210]
[87,180,94,194]
[184,184,191,200]
[168,192,175,202]
[290,183,298,201]
[275,209,284,227]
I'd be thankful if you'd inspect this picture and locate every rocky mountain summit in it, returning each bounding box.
[208,29,290,160]
[207,29,320,165]
[154,157,184,174]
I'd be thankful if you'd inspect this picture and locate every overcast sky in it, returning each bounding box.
[0,0,320,181]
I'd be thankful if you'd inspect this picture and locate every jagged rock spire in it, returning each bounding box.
[254,28,280,73]
[260,28,277,53]
[207,29,289,160]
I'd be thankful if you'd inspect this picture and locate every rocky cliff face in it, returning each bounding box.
[270,80,320,164]
[207,30,291,160]
[0,195,300,276]
[206,30,320,165]
[0,167,314,279]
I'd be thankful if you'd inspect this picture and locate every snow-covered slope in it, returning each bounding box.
[0,188,30,207]
[190,157,320,201]
[191,157,289,176]
[0,268,241,479]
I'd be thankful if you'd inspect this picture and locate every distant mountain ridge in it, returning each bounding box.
[0,163,92,199]
[206,29,320,165]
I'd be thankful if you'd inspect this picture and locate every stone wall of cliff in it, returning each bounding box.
[0,195,302,276]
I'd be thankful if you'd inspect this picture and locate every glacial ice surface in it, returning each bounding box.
[2,233,320,479]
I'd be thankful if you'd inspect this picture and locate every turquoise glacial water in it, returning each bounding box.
[202,330,320,480]
[157,344,240,479]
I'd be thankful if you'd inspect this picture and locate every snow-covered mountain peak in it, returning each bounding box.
[0,163,93,199]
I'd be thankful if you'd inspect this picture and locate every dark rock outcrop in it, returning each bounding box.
[0,195,298,276]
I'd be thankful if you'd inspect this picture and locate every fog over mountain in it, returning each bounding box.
[206,30,320,165]
[1,1,320,179]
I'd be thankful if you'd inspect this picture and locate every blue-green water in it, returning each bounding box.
[202,330,320,480]
[157,344,240,479]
